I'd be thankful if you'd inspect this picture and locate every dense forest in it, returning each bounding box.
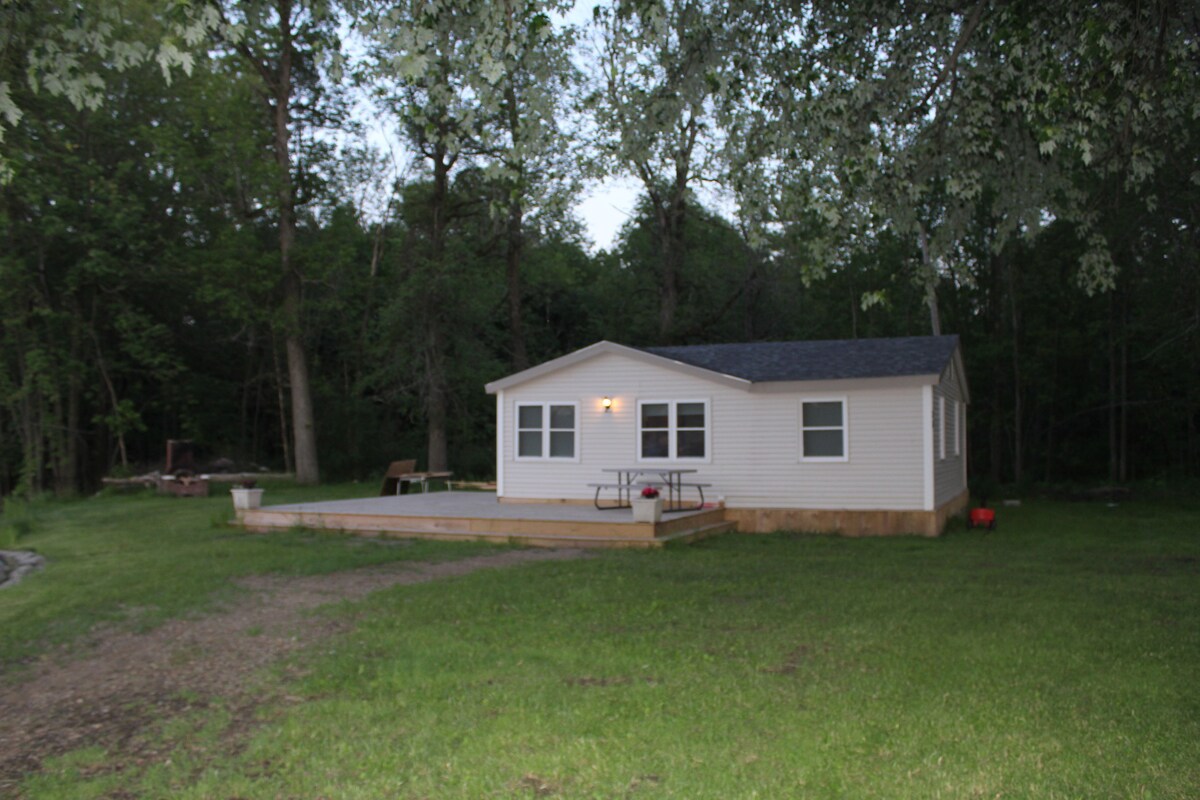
[1,0,1197,498]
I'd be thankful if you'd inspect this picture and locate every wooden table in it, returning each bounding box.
[596,467,701,512]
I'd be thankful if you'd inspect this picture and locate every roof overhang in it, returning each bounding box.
[485,337,969,398]
[484,340,752,394]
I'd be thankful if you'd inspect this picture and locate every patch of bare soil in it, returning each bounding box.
[0,548,589,796]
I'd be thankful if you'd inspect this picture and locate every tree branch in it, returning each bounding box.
[212,4,279,94]
[908,1,986,120]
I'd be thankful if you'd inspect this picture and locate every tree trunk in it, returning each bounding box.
[64,324,83,493]
[918,223,942,336]
[272,0,319,484]
[1108,291,1119,484]
[282,276,318,483]
[47,383,69,493]
[657,187,687,343]
[252,342,265,463]
[240,330,255,459]
[1006,254,1023,484]
[742,243,760,340]
[849,284,859,338]
[29,403,43,495]
[988,380,1004,483]
[987,252,1004,483]
[91,328,129,470]
[658,219,679,341]
[1118,294,1129,481]
[425,330,449,472]
[1189,391,1198,476]
[502,79,529,371]
[45,331,76,495]
[422,145,452,472]
[58,372,81,495]
[639,114,696,344]
[17,353,44,495]
[0,411,8,497]
[1044,337,1058,484]
[505,199,528,370]
[271,335,293,475]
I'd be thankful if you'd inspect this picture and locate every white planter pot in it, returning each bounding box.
[230,488,264,511]
[631,497,663,523]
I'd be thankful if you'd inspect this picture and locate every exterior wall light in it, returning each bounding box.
[602,396,613,412]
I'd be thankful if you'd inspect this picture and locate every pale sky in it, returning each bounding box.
[359,112,641,253]
[559,2,636,252]
[575,176,642,251]
[352,2,733,254]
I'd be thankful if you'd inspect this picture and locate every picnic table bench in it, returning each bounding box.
[588,482,634,509]
[591,468,710,512]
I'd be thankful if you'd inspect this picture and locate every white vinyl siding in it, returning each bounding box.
[933,364,968,506]
[498,352,928,510]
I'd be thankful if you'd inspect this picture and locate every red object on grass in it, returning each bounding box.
[969,507,996,529]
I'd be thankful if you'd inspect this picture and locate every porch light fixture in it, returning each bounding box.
[602,396,613,412]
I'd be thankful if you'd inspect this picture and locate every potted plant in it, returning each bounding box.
[631,486,663,523]
[230,480,264,511]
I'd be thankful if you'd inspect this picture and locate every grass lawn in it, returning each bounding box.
[6,491,1200,798]
[0,481,495,669]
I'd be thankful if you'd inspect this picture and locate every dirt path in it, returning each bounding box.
[0,548,589,794]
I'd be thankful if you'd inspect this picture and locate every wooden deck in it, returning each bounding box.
[237,492,733,549]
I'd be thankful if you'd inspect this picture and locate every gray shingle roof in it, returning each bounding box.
[640,335,960,383]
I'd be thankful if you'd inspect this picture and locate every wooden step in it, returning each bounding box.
[656,521,737,546]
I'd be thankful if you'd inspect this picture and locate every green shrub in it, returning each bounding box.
[0,505,34,548]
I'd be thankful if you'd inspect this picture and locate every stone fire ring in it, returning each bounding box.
[0,551,46,589]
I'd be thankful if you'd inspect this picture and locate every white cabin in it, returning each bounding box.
[484,336,970,536]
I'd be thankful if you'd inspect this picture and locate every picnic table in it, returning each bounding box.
[590,467,708,512]
[394,471,454,494]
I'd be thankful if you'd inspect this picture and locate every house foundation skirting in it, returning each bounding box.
[497,490,971,537]
[725,489,970,537]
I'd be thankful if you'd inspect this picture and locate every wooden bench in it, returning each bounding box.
[380,460,417,495]
[447,480,497,491]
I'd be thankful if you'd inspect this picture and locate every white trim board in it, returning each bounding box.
[922,385,935,511]
[496,390,505,497]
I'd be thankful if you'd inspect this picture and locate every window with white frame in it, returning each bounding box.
[515,402,578,460]
[638,400,709,460]
[800,398,848,461]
